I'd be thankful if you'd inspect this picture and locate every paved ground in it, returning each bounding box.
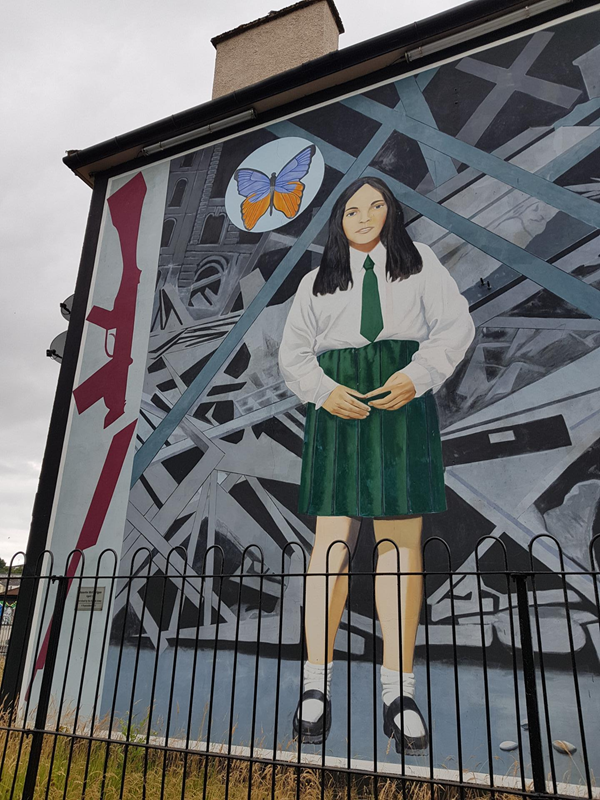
[101,645,599,789]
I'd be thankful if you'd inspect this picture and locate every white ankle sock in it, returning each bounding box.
[380,666,425,740]
[301,661,333,724]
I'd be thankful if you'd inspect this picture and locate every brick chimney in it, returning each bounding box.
[211,0,344,99]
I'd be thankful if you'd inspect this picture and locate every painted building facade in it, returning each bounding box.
[8,0,600,788]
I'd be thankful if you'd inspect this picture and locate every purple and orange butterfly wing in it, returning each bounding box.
[234,146,316,228]
[275,145,316,190]
[273,145,316,219]
[235,168,271,230]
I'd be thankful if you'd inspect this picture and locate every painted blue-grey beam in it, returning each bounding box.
[362,165,600,319]
[554,97,600,127]
[269,120,353,173]
[342,94,600,231]
[277,116,600,317]
[395,76,457,187]
[133,94,600,484]
[416,68,438,92]
[454,32,581,147]
[538,128,600,182]
[279,112,600,317]
[131,111,402,485]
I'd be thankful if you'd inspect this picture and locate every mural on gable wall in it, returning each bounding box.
[102,11,600,777]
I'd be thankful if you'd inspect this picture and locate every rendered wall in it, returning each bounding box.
[211,1,341,98]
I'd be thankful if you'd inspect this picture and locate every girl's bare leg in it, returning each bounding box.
[373,516,423,671]
[304,516,359,664]
[373,516,427,746]
[295,516,359,731]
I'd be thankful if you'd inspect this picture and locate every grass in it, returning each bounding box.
[0,702,534,800]
[0,729,530,800]
[0,660,584,800]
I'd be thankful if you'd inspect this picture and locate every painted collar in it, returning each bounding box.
[349,241,387,274]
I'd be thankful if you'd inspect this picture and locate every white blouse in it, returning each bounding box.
[278,241,475,408]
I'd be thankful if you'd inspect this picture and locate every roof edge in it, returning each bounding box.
[64,0,595,186]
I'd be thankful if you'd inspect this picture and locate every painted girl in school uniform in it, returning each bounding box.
[279,176,474,754]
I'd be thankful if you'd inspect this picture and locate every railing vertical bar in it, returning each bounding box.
[346,563,352,800]
[79,555,119,800]
[5,564,54,800]
[513,574,546,796]
[559,569,592,797]
[21,575,69,800]
[113,553,154,800]
[61,555,115,800]
[395,549,406,784]
[270,564,286,800]
[0,565,39,787]
[40,562,78,800]
[180,569,208,800]
[0,551,36,713]
[321,550,331,800]
[97,554,137,796]
[504,571,526,794]
[295,555,308,800]
[247,565,265,800]
[160,553,188,800]
[58,566,88,800]
[140,562,171,800]
[371,553,378,800]
[201,561,225,800]
[423,566,434,800]
[448,569,464,800]
[529,570,557,794]
[224,560,245,800]
[475,565,495,793]
[0,563,14,788]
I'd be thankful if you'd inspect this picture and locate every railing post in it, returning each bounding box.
[513,573,546,796]
[22,575,69,800]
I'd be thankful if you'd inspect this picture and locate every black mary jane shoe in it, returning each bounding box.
[293,689,331,745]
[383,696,429,756]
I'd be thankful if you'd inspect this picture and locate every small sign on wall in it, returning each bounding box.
[76,586,105,611]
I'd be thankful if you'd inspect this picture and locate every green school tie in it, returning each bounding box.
[360,255,384,342]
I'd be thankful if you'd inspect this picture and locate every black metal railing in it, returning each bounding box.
[0,619,12,657]
[0,535,598,800]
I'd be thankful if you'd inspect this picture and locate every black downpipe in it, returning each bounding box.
[0,174,108,711]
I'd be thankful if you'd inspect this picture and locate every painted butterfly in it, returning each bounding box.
[234,145,316,231]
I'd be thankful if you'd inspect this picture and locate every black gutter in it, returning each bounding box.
[63,0,589,174]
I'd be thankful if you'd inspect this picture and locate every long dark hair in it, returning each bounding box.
[312,176,422,296]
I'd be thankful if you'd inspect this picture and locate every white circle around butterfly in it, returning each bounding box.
[225,137,325,233]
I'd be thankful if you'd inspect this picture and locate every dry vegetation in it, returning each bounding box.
[0,659,576,800]
[0,709,530,800]
[0,729,529,800]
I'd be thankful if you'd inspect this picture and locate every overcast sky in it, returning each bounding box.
[0,0,467,563]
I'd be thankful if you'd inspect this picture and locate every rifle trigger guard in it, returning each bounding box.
[104,329,116,358]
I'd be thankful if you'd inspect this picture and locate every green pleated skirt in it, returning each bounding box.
[298,340,446,518]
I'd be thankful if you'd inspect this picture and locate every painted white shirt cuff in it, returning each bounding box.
[314,374,339,409]
[398,362,434,398]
